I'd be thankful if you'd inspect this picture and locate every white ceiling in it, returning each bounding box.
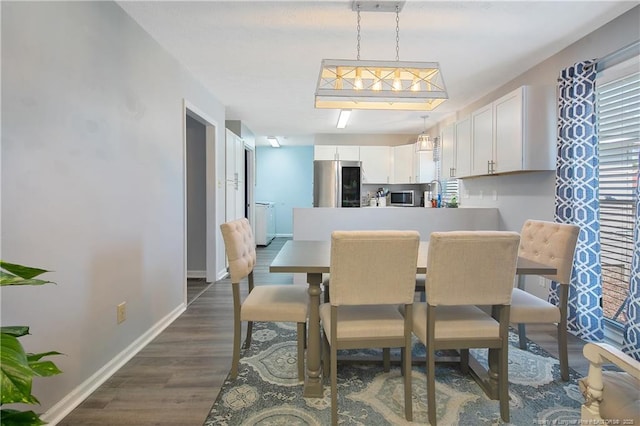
[117,1,636,146]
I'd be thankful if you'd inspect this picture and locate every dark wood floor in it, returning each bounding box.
[58,237,588,425]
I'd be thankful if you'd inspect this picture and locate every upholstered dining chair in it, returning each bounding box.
[321,230,420,426]
[580,342,640,423]
[220,218,309,380]
[411,231,520,425]
[510,219,580,381]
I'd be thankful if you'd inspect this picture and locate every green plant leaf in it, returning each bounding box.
[0,408,46,426]
[27,359,63,378]
[0,326,29,338]
[0,272,53,287]
[0,262,50,280]
[26,352,62,363]
[0,334,38,405]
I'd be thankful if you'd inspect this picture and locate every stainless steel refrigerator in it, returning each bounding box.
[313,160,362,207]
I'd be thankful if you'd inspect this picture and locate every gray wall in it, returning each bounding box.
[1,1,226,419]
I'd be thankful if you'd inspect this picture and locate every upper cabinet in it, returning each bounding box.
[440,119,471,180]
[415,150,436,183]
[454,117,472,178]
[471,103,494,176]
[469,85,556,177]
[440,123,456,179]
[314,145,360,161]
[392,144,416,184]
[360,146,391,184]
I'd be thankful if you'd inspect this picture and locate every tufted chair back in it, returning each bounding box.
[329,230,420,306]
[220,218,257,283]
[426,231,521,306]
[519,220,580,285]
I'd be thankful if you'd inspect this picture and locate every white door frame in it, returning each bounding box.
[182,99,219,303]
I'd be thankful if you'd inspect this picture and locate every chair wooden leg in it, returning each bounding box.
[558,323,569,381]
[404,341,412,421]
[517,323,527,349]
[427,348,437,426]
[231,318,242,379]
[499,345,510,423]
[331,345,338,426]
[383,348,391,372]
[244,321,253,349]
[297,322,305,381]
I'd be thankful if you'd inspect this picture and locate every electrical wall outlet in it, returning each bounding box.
[117,302,127,324]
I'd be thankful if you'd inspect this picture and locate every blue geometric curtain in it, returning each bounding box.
[621,155,640,360]
[552,60,604,341]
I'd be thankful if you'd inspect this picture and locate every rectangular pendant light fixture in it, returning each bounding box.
[315,59,448,111]
[315,2,447,111]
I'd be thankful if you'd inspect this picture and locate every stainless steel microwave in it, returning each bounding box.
[389,190,418,207]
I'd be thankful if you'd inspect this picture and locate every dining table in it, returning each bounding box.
[269,239,557,399]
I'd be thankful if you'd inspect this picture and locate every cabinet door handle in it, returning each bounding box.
[487,160,491,174]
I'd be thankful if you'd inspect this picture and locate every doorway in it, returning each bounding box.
[184,101,218,304]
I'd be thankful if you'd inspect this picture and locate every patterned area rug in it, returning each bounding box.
[204,322,583,425]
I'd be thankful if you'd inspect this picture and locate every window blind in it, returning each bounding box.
[596,59,640,325]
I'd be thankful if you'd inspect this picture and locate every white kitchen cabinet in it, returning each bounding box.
[454,117,472,178]
[314,145,337,160]
[494,86,555,173]
[494,89,523,174]
[469,86,556,177]
[415,150,436,183]
[360,146,391,184]
[225,129,245,221]
[440,123,456,179]
[471,103,494,176]
[392,143,416,183]
[313,145,360,161]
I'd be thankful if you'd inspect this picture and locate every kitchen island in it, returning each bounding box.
[293,207,500,241]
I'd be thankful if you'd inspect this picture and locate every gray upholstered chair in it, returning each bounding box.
[510,219,580,381]
[220,218,308,380]
[411,231,520,425]
[580,342,640,423]
[321,230,420,426]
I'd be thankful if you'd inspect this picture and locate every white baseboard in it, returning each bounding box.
[187,270,206,279]
[41,303,187,425]
[276,233,292,238]
[217,268,229,281]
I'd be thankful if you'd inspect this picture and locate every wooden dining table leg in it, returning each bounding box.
[303,272,324,397]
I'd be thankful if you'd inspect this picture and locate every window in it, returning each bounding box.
[596,55,640,327]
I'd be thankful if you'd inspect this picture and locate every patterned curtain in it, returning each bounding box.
[552,60,604,341]
[622,155,640,360]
